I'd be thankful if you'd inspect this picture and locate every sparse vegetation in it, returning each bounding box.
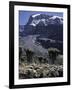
[48,48,60,64]
[19,63,63,79]
[19,47,63,79]
[24,49,34,63]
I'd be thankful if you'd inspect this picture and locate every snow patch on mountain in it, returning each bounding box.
[32,14,41,18]
[30,19,40,26]
[49,16,63,24]
[29,14,63,27]
[49,16,62,19]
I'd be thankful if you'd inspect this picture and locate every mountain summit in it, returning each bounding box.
[19,14,63,54]
[26,14,63,26]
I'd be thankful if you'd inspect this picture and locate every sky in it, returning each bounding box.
[19,10,63,25]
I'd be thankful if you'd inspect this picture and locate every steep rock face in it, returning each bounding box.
[19,14,63,53]
[24,24,63,41]
[27,14,63,26]
[23,14,63,40]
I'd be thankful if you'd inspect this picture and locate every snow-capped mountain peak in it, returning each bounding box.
[49,16,62,19]
[32,14,41,18]
[27,14,63,27]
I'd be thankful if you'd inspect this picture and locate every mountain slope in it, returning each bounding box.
[26,14,63,27]
[19,13,63,54]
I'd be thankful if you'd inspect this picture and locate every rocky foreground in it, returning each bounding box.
[19,63,63,79]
